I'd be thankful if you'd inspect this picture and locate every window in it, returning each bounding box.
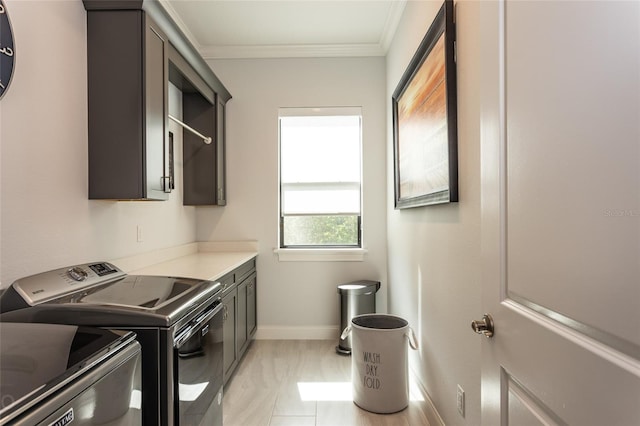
[279,107,362,248]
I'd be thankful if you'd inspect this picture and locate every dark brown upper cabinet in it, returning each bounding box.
[85,6,170,200]
[84,0,231,204]
[169,46,227,206]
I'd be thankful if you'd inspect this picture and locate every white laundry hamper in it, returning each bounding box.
[341,314,418,413]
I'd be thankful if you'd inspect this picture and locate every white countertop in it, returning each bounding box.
[129,251,256,281]
[110,241,258,282]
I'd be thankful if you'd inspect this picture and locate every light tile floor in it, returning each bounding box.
[223,340,431,426]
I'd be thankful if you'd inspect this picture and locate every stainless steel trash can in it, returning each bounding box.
[341,314,418,414]
[336,280,380,355]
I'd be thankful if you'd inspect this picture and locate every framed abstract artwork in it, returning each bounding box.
[392,0,458,209]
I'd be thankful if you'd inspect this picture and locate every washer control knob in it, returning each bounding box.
[68,266,88,282]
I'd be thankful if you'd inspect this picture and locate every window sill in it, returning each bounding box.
[274,248,367,262]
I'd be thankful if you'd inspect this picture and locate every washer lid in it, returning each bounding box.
[75,275,198,310]
[2,263,222,327]
[16,276,221,328]
[0,323,134,422]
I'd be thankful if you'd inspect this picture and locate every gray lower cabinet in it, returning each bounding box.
[246,274,257,340]
[237,278,248,352]
[221,259,257,385]
[222,287,237,380]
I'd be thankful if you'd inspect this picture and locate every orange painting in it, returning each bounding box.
[396,33,448,200]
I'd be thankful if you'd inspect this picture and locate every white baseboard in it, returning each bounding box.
[410,368,445,426]
[255,326,339,340]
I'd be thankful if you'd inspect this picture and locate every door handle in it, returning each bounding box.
[471,314,494,338]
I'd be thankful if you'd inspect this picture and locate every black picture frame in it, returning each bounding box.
[392,0,458,209]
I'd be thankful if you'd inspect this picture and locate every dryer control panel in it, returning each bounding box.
[4,262,126,307]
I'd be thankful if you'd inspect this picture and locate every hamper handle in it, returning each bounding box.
[340,325,352,340]
[405,328,419,350]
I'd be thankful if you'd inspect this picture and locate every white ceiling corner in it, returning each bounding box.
[159,0,407,60]
[379,1,407,53]
[159,0,204,52]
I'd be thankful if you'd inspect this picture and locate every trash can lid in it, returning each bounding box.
[337,280,380,295]
[352,314,408,329]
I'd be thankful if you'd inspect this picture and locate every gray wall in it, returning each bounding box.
[199,57,389,339]
[0,0,196,286]
[386,1,482,424]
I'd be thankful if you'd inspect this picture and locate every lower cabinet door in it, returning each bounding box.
[237,280,248,353]
[222,290,236,382]
[247,275,257,337]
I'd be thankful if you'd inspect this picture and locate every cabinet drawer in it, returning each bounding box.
[219,272,235,295]
[235,259,256,282]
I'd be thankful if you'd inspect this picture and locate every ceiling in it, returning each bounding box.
[160,0,407,59]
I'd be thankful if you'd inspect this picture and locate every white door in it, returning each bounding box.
[479,1,640,425]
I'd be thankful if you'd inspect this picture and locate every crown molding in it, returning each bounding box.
[158,0,203,51]
[199,43,387,60]
[159,0,406,60]
[380,0,408,52]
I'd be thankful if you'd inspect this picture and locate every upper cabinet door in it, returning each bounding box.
[86,9,169,200]
[216,96,227,206]
[144,16,170,198]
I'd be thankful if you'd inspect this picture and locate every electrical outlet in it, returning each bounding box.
[136,225,143,243]
[457,385,465,417]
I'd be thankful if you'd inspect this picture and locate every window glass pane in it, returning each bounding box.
[279,108,362,248]
[282,216,359,246]
[280,116,360,183]
[282,187,360,215]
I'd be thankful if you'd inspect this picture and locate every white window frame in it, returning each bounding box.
[275,107,367,261]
